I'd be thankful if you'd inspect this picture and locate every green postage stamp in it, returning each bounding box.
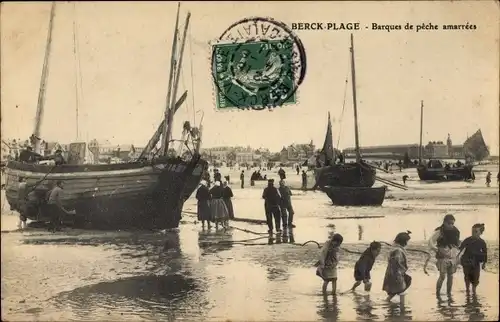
[211,17,307,111]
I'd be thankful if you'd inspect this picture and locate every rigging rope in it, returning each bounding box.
[72,3,85,142]
[336,55,350,150]
[72,3,79,141]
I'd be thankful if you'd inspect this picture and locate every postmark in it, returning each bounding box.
[211,17,307,111]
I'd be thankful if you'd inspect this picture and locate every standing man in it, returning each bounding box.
[278,167,286,180]
[301,170,308,190]
[278,180,296,229]
[240,170,245,189]
[46,180,73,232]
[262,179,282,234]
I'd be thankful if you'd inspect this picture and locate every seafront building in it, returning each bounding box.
[343,132,489,161]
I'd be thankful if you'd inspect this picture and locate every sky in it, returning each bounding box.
[1,1,498,154]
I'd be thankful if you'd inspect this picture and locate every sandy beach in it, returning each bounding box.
[1,165,499,321]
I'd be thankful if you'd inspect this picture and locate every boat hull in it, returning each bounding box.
[315,162,376,188]
[4,156,207,229]
[323,186,386,206]
[417,165,474,181]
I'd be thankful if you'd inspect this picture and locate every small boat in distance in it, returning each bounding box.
[416,101,475,182]
[314,34,386,206]
[4,2,207,229]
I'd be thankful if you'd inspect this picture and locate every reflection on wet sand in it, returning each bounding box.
[384,298,413,321]
[465,294,486,321]
[318,294,340,321]
[353,292,378,320]
[198,229,234,255]
[436,295,460,321]
[55,274,205,321]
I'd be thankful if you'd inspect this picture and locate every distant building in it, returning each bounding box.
[98,140,115,158]
[425,141,448,158]
[235,152,254,164]
[344,144,422,159]
[279,142,316,162]
[343,134,471,160]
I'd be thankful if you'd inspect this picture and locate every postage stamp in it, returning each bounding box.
[211,17,307,111]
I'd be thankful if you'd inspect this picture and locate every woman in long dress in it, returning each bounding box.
[222,181,235,220]
[196,180,211,229]
[209,181,229,230]
[383,231,412,302]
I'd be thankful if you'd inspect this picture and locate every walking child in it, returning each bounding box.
[350,241,382,292]
[383,231,413,302]
[458,223,488,296]
[317,233,343,295]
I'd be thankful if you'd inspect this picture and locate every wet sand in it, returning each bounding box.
[1,165,499,321]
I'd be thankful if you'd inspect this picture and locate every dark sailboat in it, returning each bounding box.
[416,101,475,182]
[314,34,385,206]
[4,3,207,229]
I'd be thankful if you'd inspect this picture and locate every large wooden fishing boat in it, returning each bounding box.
[4,2,206,229]
[313,34,385,206]
[415,101,475,182]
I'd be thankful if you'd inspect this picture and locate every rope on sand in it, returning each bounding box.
[184,211,433,274]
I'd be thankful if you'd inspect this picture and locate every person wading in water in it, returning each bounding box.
[383,231,413,304]
[317,232,343,295]
[46,180,73,232]
[458,223,488,296]
[262,179,282,234]
[222,181,235,220]
[429,214,461,298]
[196,180,211,229]
[209,181,229,230]
[278,179,295,229]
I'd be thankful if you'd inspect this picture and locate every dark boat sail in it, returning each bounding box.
[416,101,475,182]
[4,2,207,229]
[313,113,376,189]
[314,34,385,206]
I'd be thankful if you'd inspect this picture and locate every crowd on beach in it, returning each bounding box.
[196,166,491,305]
[316,214,488,305]
[196,167,299,233]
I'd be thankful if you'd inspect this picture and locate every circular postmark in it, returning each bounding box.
[211,17,307,110]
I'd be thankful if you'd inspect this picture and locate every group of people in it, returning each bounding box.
[196,180,235,230]
[316,214,488,302]
[17,146,67,165]
[261,178,295,233]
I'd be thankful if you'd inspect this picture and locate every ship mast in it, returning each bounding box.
[159,3,181,156]
[419,100,424,164]
[349,33,361,163]
[162,8,191,156]
[32,1,56,154]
